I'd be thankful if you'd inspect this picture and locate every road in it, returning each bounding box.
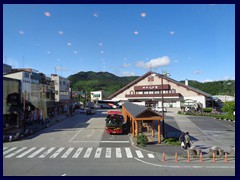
[3,109,235,176]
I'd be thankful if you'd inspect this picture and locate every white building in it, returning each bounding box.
[90,90,103,101]
[51,74,71,102]
[108,71,213,108]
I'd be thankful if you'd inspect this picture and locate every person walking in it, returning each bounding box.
[184,132,192,149]
[179,132,186,149]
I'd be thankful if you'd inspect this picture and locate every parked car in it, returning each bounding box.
[154,106,167,113]
[86,106,95,115]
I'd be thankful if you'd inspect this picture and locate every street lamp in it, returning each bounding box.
[161,71,170,138]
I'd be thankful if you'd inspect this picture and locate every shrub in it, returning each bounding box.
[163,138,181,146]
[203,108,213,113]
[137,133,148,147]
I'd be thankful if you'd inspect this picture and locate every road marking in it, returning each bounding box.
[68,124,87,142]
[28,147,46,158]
[116,148,122,158]
[61,147,74,158]
[3,147,17,155]
[147,153,155,158]
[87,129,95,137]
[72,148,83,158]
[134,157,235,169]
[105,148,111,158]
[3,147,8,151]
[5,147,28,158]
[50,147,65,158]
[135,150,144,158]
[94,148,102,158]
[39,147,55,158]
[100,141,129,143]
[16,147,36,158]
[83,148,92,158]
[125,147,133,158]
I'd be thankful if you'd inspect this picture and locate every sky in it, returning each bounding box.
[3,4,235,82]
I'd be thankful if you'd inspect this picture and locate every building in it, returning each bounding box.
[51,74,71,103]
[108,71,213,109]
[90,90,103,101]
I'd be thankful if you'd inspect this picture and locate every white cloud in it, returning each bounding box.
[99,42,103,46]
[46,51,51,54]
[44,12,51,17]
[73,51,78,54]
[67,42,72,46]
[136,56,170,69]
[169,31,175,35]
[55,66,68,71]
[93,12,99,18]
[123,63,131,67]
[100,51,104,54]
[133,31,139,35]
[202,79,214,83]
[122,72,136,76]
[19,30,25,35]
[193,70,203,74]
[58,31,64,35]
[140,12,147,17]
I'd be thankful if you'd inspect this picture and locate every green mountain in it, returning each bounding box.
[67,71,138,98]
[67,71,235,99]
[179,80,235,96]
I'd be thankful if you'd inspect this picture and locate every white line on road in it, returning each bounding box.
[87,129,95,137]
[68,124,87,142]
[3,147,17,155]
[16,147,37,158]
[125,147,133,158]
[105,148,111,158]
[61,148,74,158]
[116,148,122,158]
[94,148,102,158]
[28,147,46,158]
[50,147,65,158]
[72,148,83,158]
[83,148,92,158]
[3,147,8,151]
[5,147,28,158]
[135,150,144,158]
[134,157,235,169]
[147,153,155,158]
[39,147,55,158]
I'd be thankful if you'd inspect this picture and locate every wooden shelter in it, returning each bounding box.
[122,102,163,143]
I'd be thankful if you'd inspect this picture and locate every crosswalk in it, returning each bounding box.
[3,146,155,160]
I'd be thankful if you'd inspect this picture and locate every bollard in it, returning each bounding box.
[187,151,190,162]
[199,152,203,162]
[162,152,166,162]
[175,152,178,162]
[212,152,216,162]
[224,153,228,163]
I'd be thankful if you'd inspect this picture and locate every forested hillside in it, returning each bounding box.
[67,71,235,98]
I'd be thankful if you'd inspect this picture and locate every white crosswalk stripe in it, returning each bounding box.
[28,147,46,158]
[3,147,18,155]
[3,147,155,160]
[147,153,155,158]
[61,148,74,158]
[116,148,122,158]
[125,147,133,158]
[16,147,37,158]
[50,147,65,158]
[5,147,28,158]
[72,148,83,158]
[105,148,111,158]
[135,150,144,158]
[39,147,55,158]
[94,148,102,158]
[83,148,92,158]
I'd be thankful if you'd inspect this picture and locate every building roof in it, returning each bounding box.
[108,71,212,99]
[122,101,160,118]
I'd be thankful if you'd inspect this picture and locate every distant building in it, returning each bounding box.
[91,90,103,101]
[109,71,213,108]
[3,64,12,74]
[51,74,71,103]
[212,95,235,102]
